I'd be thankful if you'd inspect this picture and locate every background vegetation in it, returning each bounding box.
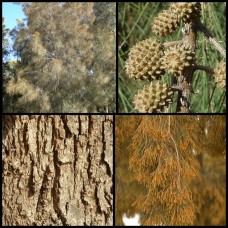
[118,2,226,113]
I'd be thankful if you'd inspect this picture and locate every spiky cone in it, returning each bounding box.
[170,2,201,23]
[133,81,173,113]
[214,61,226,90]
[125,38,165,81]
[163,44,195,76]
[152,9,180,37]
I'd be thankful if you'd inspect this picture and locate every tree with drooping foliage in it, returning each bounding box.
[115,116,146,225]
[2,16,15,112]
[116,115,226,226]
[4,2,116,113]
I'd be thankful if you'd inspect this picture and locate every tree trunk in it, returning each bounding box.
[2,115,113,226]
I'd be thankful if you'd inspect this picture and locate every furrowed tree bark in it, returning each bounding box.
[2,115,113,226]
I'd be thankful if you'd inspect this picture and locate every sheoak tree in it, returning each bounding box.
[5,3,116,113]
[116,115,225,225]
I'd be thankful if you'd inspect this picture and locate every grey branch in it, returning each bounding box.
[196,21,226,58]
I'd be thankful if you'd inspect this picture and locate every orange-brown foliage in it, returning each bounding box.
[116,115,226,226]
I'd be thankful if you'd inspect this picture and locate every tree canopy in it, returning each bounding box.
[3,3,116,113]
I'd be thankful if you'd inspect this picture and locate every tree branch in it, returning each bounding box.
[163,40,182,48]
[196,21,226,58]
[194,64,214,75]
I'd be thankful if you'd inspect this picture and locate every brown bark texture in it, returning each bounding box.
[2,115,113,226]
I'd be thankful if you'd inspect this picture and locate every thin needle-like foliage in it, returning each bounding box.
[116,115,226,225]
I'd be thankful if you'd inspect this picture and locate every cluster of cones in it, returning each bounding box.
[125,2,226,113]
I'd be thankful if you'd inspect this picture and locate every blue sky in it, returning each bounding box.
[2,2,26,60]
[2,2,26,30]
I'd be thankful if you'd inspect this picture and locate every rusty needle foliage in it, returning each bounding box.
[116,115,226,226]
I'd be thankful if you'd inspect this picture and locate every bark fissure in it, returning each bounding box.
[95,185,102,214]
[12,135,17,157]
[35,172,46,215]
[28,159,35,196]
[43,140,47,154]
[88,115,93,135]
[87,151,92,180]
[81,182,87,225]
[73,134,77,197]
[51,118,55,148]
[52,149,67,226]
[102,120,105,153]
[23,123,29,155]
[78,116,82,135]
[61,115,72,138]
[2,116,14,138]
[37,115,41,132]
[101,120,112,177]
[101,150,112,177]
[35,124,40,165]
